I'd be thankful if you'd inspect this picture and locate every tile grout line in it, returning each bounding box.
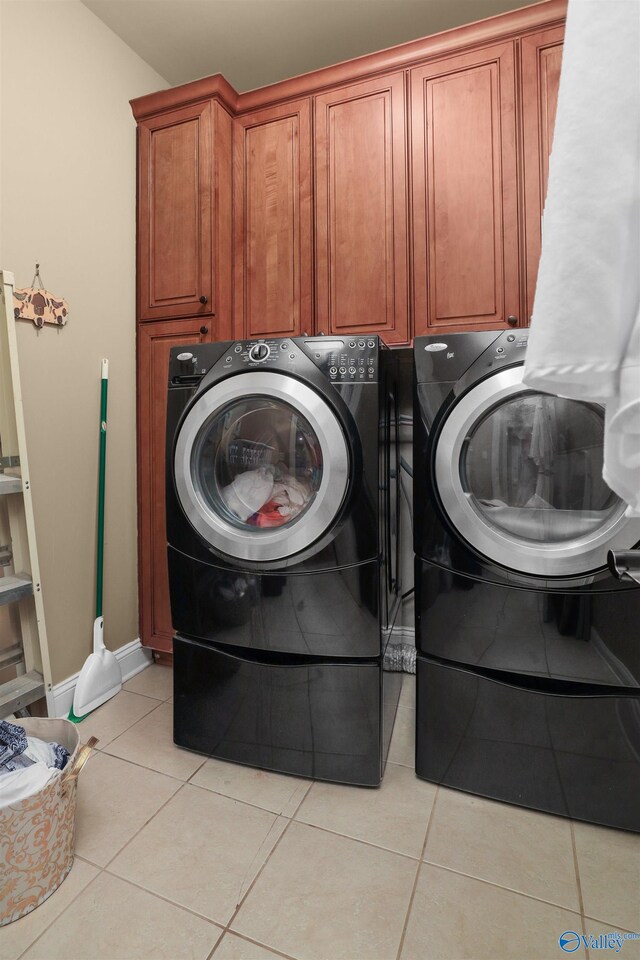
[100,779,190,871]
[101,865,227,930]
[185,754,219,783]
[217,779,315,942]
[90,743,201,786]
[121,688,170,703]
[582,916,639,934]
[419,857,586,918]
[83,695,167,751]
[207,929,301,960]
[571,821,589,959]
[14,864,105,960]
[570,820,586,917]
[395,784,440,960]
[292,815,426,863]
[184,767,309,818]
[97,779,310,949]
[215,822,295,939]
[73,853,104,870]
[281,813,427,866]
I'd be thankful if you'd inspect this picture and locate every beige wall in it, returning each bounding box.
[0,1,167,685]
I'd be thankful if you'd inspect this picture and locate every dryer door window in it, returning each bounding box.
[174,371,350,562]
[435,366,640,576]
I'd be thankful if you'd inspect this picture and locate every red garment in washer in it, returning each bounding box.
[255,500,288,527]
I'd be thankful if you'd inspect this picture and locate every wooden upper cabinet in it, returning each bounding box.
[315,73,409,344]
[137,318,212,653]
[521,26,564,323]
[411,42,520,335]
[137,100,233,331]
[234,100,312,339]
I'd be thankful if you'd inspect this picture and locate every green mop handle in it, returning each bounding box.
[96,359,108,620]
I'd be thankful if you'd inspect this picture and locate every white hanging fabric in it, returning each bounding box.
[522,0,640,514]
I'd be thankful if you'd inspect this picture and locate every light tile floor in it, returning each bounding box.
[4,665,639,960]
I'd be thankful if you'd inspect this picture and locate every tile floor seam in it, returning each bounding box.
[282,778,313,819]
[205,929,225,960]
[101,866,227,930]
[183,753,210,782]
[13,865,104,960]
[221,810,301,933]
[208,929,301,960]
[581,913,590,960]
[291,815,425,862]
[89,746,193,786]
[84,695,167,750]
[394,784,441,960]
[179,774,309,818]
[72,853,104,870]
[282,816,423,865]
[419,857,587,917]
[121,690,165,703]
[582,915,640,934]
[570,820,587,919]
[100,779,189,871]
[186,774,308,816]
[101,784,292,931]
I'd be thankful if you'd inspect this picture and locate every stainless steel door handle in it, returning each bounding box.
[608,550,640,585]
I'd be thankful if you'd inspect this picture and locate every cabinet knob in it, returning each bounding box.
[199,296,208,305]
[200,326,208,335]
[507,315,518,326]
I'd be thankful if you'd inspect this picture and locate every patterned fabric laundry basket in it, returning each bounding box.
[0,717,97,925]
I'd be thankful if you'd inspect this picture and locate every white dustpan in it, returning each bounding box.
[72,617,121,718]
[70,360,122,720]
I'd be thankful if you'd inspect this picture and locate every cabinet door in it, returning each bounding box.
[234,100,312,339]
[411,42,520,335]
[137,319,211,653]
[521,26,564,323]
[315,73,408,344]
[138,102,213,321]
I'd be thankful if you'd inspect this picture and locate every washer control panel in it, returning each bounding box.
[169,337,380,385]
[220,337,379,382]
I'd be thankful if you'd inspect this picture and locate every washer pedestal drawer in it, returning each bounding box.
[174,634,384,786]
[416,657,640,832]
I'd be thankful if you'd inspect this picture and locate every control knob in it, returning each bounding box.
[249,343,270,362]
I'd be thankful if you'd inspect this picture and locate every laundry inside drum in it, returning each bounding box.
[192,396,323,529]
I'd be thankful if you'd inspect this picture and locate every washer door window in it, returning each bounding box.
[175,372,350,562]
[435,366,639,576]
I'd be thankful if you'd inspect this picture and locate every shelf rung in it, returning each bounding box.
[0,670,45,717]
[0,574,33,605]
[0,643,24,670]
[0,473,22,494]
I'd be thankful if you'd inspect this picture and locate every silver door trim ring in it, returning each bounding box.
[174,371,350,562]
[434,365,640,577]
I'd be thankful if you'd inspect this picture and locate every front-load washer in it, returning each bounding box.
[166,335,402,785]
[414,330,640,831]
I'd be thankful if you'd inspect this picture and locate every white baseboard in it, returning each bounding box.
[49,638,153,718]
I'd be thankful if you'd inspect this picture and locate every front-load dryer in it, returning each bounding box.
[414,330,640,831]
[166,335,402,785]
